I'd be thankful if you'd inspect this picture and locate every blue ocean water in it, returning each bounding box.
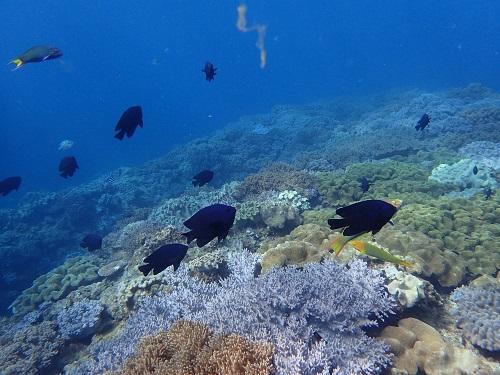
[1,0,499,199]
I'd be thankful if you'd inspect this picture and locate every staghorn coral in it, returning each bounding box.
[115,320,274,375]
[451,282,500,352]
[9,256,102,316]
[56,298,104,340]
[380,317,496,375]
[70,250,394,375]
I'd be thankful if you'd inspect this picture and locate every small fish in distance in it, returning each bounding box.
[10,45,62,70]
[182,204,236,247]
[202,62,217,81]
[473,165,478,175]
[59,156,79,178]
[114,106,143,140]
[80,234,103,251]
[58,139,74,151]
[360,177,370,193]
[415,113,431,131]
[328,199,401,236]
[0,176,21,196]
[139,243,189,276]
[192,170,214,187]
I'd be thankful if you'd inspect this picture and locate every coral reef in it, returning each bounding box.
[380,317,495,375]
[70,250,394,375]
[393,195,500,278]
[384,266,428,309]
[114,320,274,375]
[9,256,102,316]
[450,282,500,352]
[56,299,104,340]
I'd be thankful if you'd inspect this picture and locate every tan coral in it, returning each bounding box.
[380,317,496,375]
[115,320,274,375]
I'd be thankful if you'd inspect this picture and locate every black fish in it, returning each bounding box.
[0,176,21,196]
[10,45,62,69]
[202,62,217,82]
[415,113,431,131]
[114,106,143,140]
[360,177,370,193]
[182,204,236,247]
[59,156,79,178]
[138,243,189,276]
[473,165,478,175]
[483,187,494,200]
[80,234,103,251]
[327,199,400,236]
[192,170,214,187]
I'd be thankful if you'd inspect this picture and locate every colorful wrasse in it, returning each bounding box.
[349,240,413,268]
[327,232,368,256]
[9,45,62,70]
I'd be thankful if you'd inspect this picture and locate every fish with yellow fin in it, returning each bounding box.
[327,232,368,256]
[349,240,413,268]
[9,45,62,70]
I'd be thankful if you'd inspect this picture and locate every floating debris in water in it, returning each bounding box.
[58,139,74,151]
[236,4,267,68]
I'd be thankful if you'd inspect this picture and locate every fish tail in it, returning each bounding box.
[138,264,152,276]
[182,230,196,244]
[9,59,23,70]
[328,235,349,256]
[114,130,125,140]
[349,240,367,254]
[327,218,347,230]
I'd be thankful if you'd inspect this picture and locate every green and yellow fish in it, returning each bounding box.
[349,240,413,268]
[9,45,62,70]
[327,232,368,256]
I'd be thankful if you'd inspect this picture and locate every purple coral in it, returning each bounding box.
[68,251,394,375]
[451,283,500,352]
[56,299,103,340]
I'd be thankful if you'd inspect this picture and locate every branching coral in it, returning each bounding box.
[115,320,274,375]
[70,250,394,375]
[451,282,500,351]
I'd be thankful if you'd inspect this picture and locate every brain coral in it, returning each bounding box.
[451,282,500,352]
[9,256,102,316]
[114,320,274,375]
[394,195,500,277]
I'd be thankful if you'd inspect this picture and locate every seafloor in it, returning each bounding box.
[0,83,499,375]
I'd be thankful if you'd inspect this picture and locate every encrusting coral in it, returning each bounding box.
[114,320,274,375]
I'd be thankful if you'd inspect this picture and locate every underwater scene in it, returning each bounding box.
[1,1,499,374]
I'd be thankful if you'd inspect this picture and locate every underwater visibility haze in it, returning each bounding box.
[0,1,499,374]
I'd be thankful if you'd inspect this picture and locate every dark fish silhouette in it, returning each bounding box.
[192,170,214,187]
[473,165,478,175]
[10,45,62,70]
[328,199,401,236]
[0,176,21,196]
[182,204,236,247]
[202,62,217,81]
[139,243,189,276]
[59,156,79,178]
[415,114,431,131]
[80,234,103,251]
[360,177,370,193]
[483,187,494,200]
[114,106,143,140]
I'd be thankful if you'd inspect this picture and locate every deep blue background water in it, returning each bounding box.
[1,0,499,203]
